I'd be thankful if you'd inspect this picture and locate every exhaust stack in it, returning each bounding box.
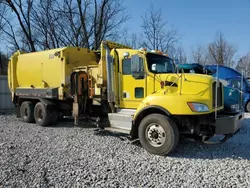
[102,41,115,112]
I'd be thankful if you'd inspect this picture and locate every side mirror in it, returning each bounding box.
[152,64,156,71]
[131,54,144,79]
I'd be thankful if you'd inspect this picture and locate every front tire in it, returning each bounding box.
[138,114,179,156]
[246,101,250,112]
[34,102,51,126]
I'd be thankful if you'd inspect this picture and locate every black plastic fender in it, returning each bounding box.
[37,97,56,108]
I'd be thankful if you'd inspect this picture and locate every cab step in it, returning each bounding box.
[116,108,136,115]
[104,127,130,134]
[107,109,136,132]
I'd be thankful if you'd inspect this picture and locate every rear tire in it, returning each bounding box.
[34,102,51,126]
[138,114,179,156]
[20,101,35,123]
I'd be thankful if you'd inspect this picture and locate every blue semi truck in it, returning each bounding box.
[205,65,250,112]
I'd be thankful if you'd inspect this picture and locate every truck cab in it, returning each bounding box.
[205,65,250,112]
[100,44,244,155]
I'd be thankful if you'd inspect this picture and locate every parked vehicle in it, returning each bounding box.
[177,63,242,114]
[205,65,250,112]
[177,63,213,75]
[7,41,244,156]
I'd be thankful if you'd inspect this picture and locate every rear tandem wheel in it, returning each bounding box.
[20,101,35,123]
[34,102,51,126]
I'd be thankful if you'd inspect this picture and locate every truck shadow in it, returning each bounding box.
[93,118,250,160]
[51,116,250,160]
[171,116,250,160]
[49,119,99,128]
[171,135,250,160]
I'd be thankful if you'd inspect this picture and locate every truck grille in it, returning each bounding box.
[212,81,223,108]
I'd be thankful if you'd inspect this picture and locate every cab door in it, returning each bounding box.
[119,54,146,109]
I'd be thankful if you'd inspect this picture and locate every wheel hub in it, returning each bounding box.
[151,131,159,139]
[146,123,166,147]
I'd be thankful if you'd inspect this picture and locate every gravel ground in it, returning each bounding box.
[1,112,250,188]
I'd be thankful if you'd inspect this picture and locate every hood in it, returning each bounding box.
[151,73,215,100]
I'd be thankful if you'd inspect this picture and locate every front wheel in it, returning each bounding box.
[138,114,179,156]
[246,101,250,112]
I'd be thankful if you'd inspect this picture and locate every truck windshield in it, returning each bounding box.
[227,78,250,90]
[146,53,175,73]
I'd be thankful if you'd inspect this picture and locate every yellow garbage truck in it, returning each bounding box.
[7,41,244,155]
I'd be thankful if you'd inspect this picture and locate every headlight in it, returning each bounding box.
[187,102,209,112]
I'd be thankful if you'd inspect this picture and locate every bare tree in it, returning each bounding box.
[0,3,20,52]
[0,4,5,74]
[192,44,209,65]
[30,0,63,50]
[167,44,187,63]
[140,5,180,53]
[52,0,86,47]
[0,2,7,31]
[167,44,187,64]
[167,45,177,60]
[117,28,139,49]
[2,0,36,52]
[208,32,237,67]
[0,0,129,52]
[0,52,8,75]
[54,0,129,50]
[176,46,187,64]
[92,0,129,50]
[236,53,250,77]
[130,33,139,49]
